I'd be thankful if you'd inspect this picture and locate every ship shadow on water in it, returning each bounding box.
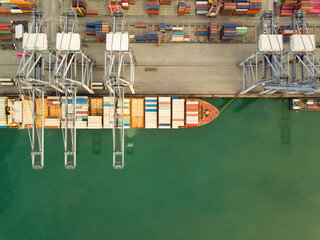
[92,131,102,155]
[125,129,136,155]
[281,99,291,146]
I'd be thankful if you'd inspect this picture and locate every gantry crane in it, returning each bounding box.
[16,9,58,169]
[53,9,94,169]
[285,10,320,94]
[239,10,320,95]
[105,9,135,169]
[239,10,288,95]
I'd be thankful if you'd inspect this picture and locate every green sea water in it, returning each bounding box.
[1,98,320,240]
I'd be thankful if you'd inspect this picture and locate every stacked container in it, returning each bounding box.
[45,96,60,129]
[75,97,88,128]
[172,98,185,129]
[22,97,33,127]
[234,1,249,15]
[0,97,8,128]
[88,116,102,128]
[306,99,320,109]
[147,31,159,41]
[103,97,115,128]
[0,23,13,41]
[220,24,236,42]
[235,26,247,36]
[196,0,210,15]
[178,0,186,14]
[61,97,88,129]
[172,27,184,42]
[86,21,110,40]
[158,97,171,129]
[122,0,129,9]
[147,0,160,15]
[145,97,157,128]
[160,0,171,3]
[246,0,262,16]
[88,97,103,129]
[186,99,199,127]
[208,22,217,41]
[117,98,131,128]
[280,0,296,16]
[131,98,144,128]
[196,28,209,36]
[220,2,236,15]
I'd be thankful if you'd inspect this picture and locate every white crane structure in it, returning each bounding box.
[105,9,135,169]
[52,9,94,169]
[16,9,59,169]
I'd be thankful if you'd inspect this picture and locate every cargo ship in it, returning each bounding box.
[0,96,219,129]
[290,98,320,111]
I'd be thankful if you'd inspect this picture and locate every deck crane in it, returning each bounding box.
[16,9,58,169]
[284,10,320,94]
[53,8,94,169]
[239,10,288,95]
[105,9,135,169]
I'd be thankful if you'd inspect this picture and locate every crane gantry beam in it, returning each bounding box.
[16,9,59,169]
[53,8,94,169]
[105,9,135,169]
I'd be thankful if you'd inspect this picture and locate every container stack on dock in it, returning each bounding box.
[281,0,320,16]
[147,31,159,41]
[280,0,297,16]
[172,98,185,129]
[246,0,262,16]
[306,2,320,16]
[145,97,157,128]
[0,1,37,15]
[220,1,236,15]
[196,28,209,36]
[208,22,217,41]
[88,98,103,129]
[117,98,130,128]
[278,23,309,42]
[160,0,171,4]
[45,97,60,129]
[86,21,110,40]
[0,97,7,128]
[178,0,190,14]
[71,0,87,16]
[233,0,249,15]
[131,98,144,128]
[220,24,236,42]
[172,26,185,42]
[220,0,261,16]
[186,99,199,127]
[147,0,160,15]
[0,23,13,41]
[278,26,294,42]
[196,0,210,15]
[158,97,171,128]
[103,97,115,128]
[235,26,247,37]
